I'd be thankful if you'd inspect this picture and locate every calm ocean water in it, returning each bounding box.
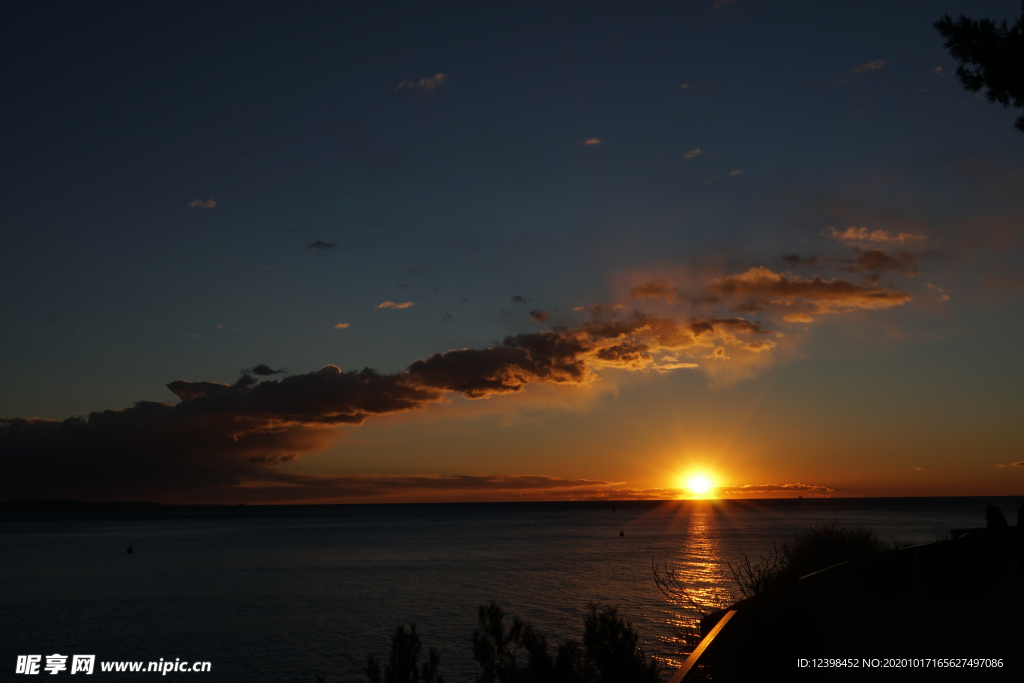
[1,497,1017,682]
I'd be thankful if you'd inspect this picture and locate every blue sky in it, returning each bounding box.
[2,1,1023,502]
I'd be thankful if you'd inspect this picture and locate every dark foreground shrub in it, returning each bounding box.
[365,624,443,683]
[473,601,660,683]
[356,602,660,683]
[728,520,904,598]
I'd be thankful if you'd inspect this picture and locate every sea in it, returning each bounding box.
[1,497,1019,682]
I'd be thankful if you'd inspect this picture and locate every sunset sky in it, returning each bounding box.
[2,1,1023,503]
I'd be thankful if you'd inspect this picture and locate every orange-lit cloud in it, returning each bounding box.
[334,323,350,329]
[575,138,601,146]
[707,266,912,313]
[715,483,834,494]
[395,73,449,93]
[377,301,416,309]
[187,199,216,209]
[784,313,814,323]
[630,264,912,314]
[683,148,702,160]
[728,169,743,177]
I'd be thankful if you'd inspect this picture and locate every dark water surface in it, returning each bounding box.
[1,497,1015,681]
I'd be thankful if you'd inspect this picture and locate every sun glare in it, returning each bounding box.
[686,474,713,494]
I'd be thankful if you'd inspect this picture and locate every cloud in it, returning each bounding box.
[187,199,216,209]
[575,138,601,146]
[926,283,951,302]
[822,226,927,248]
[704,347,730,360]
[629,280,681,302]
[838,249,920,277]
[306,241,337,253]
[334,323,350,329]
[707,266,912,313]
[914,467,925,471]
[510,296,530,304]
[683,148,702,160]
[930,66,945,78]
[680,83,690,90]
[395,73,449,93]
[0,304,807,501]
[244,364,287,376]
[996,464,1006,468]
[529,308,552,322]
[1011,461,1024,468]
[728,169,743,177]
[743,340,776,352]
[785,249,920,277]
[783,313,815,323]
[377,301,416,309]
[851,60,885,74]
[715,483,834,494]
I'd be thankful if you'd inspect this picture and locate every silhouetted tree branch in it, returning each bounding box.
[471,601,659,683]
[365,624,444,683]
[935,2,1024,132]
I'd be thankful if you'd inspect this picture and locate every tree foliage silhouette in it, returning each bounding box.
[365,624,444,683]
[935,2,1024,132]
[471,602,660,683]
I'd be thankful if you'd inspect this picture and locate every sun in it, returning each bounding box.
[686,474,713,494]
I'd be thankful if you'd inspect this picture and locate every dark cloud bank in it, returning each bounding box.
[1,314,790,503]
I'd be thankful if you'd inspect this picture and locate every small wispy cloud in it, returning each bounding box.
[243,364,287,376]
[1011,461,1024,467]
[930,66,945,78]
[529,308,552,322]
[188,199,216,209]
[822,226,927,248]
[704,346,730,360]
[683,148,702,160]
[377,301,416,310]
[728,169,743,177]
[334,323,350,329]
[395,73,449,93]
[307,241,337,253]
[851,59,885,74]
[784,313,814,323]
[914,467,926,471]
[680,83,690,90]
[575,138,601,146]
[926,283,951,302]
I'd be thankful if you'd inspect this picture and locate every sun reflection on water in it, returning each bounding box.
[651,502,739,670]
